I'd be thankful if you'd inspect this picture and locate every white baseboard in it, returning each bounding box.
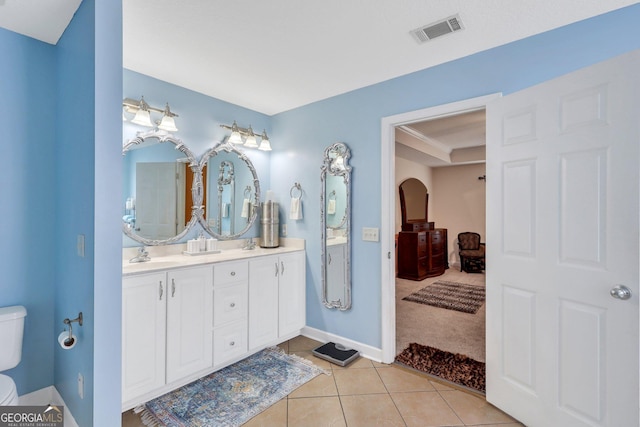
[301,326,384,363]
[19,386,79,427]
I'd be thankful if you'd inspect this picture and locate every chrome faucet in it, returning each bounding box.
[129,246,151,263]
[242,237,256,250]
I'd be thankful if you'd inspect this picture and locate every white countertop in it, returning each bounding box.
[326,236,347,246]
[123,238,305,276]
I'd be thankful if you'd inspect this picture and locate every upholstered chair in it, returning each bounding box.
[457,232,485,273]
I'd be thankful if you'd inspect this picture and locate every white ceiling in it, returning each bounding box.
[0,1,634,116]
[396,109,487,167]
[0,0,82,45]
[5,1,633,167]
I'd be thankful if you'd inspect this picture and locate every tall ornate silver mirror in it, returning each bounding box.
[198,141,260,240]
[321,142,352,310]
[122,130,200,245]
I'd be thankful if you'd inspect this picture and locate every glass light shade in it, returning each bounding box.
[244,134,258,148]
[228,131,243,144]
[258,137,272,151]
[243,126,258,148]
[158,115,178,132]
[131,109,153,127]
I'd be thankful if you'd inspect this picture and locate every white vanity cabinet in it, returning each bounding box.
[122,246,306,410]
[165,266,213,383]
[248,251,306,350]
[122,272,167,403]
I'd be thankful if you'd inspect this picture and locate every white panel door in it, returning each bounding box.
[166,266,213,384]
[486,51,639,427]
[136,162,177,239]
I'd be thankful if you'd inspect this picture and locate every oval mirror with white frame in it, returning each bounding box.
[198,141,260,240]
[122,130,201,245]
[321,142,352,310]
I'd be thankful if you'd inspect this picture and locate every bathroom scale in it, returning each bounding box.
[312,342,360,367]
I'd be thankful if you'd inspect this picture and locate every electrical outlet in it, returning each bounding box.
[281,224,287,237]
[362,227,379,242]
[78,373,84,399]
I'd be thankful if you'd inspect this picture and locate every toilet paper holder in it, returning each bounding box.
[62,312,83,347]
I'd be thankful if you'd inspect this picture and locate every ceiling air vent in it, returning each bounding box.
[411,14,464,43]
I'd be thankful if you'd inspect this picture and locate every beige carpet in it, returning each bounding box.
[396,268,485,363]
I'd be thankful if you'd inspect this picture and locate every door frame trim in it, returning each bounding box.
[379,93,502,363]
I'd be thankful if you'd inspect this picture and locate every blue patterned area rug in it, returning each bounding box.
[139,347,327,427]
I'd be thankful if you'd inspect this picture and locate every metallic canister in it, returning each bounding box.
[260,201,279,248]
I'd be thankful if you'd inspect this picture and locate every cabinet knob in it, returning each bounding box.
[230,271,236,276]
[230,302,236,308]
[229,341,235,346]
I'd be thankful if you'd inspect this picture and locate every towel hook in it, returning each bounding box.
[243,185,252,198]
[290,182,303,199]
[329,190,336,200]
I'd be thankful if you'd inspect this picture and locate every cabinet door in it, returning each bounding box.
[278,251,306,337]
[248,256,279,350]
[122,273,166,403]
[166,266,213,383]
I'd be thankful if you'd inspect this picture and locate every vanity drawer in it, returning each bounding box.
[213,320,248,367]
[214,261,248,285]
[213,283,248,327]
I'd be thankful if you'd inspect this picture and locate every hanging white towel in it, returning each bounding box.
[222,203,229,218]
[289,197,303,220]
[327,199,336,215]
[241,198,251,218]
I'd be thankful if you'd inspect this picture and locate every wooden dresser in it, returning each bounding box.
[397,228,448,280]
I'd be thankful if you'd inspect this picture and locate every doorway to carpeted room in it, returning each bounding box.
[395,268,486,392]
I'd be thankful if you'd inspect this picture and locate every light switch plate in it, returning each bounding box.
[77,234,85,257]
[362,227,379,242]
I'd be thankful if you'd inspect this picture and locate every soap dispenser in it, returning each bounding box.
[198,231,206,252]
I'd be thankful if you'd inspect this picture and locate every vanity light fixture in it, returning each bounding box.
[158,103,178,132]
[244,125,258,148]
[258,130,272,151]
[123,97,180,131]
[130,97,153,127]
[220,121,273,150]
[227,121,243,144]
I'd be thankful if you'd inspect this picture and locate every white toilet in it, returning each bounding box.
[0,305,26,406]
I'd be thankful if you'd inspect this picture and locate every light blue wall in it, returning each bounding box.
[54,0,123,425]
[92,0,123,423]
[123,70,272,244]
[0,28,56,395]
[1,0,121,425]
[270,4,640,348]
[54,2,97,424]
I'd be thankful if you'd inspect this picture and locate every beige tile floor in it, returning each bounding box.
[122,336,524,427]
